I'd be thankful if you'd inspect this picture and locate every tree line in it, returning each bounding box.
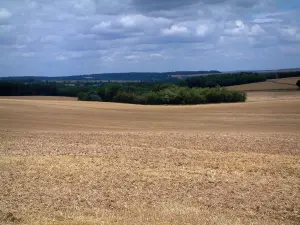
[1,71,299,105]
[181,71,300,88]
[0,82,90,97]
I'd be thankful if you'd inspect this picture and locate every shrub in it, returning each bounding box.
[77,92,89,101]
[113,91,136,103]
[77,92,102,101]
[145,91,160,105]
[89,94,102,101]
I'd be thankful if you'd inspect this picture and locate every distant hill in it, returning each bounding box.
[0,71,221,82]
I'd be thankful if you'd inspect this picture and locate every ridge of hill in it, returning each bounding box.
[0,71,221,82]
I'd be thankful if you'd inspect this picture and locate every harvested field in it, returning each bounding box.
[227,76,300,91]
[0,96,300,225]
[247,91,300,102]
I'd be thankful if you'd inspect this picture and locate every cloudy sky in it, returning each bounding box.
[0,0,300,76]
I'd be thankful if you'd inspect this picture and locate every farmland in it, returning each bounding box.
[227,77,300,91]
[0,91,300,224]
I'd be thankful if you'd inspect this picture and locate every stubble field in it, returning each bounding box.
[0,92,300,224]
[227,77,300,91]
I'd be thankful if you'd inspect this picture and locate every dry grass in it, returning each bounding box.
[227,77,300,91]
[0,95,300,225]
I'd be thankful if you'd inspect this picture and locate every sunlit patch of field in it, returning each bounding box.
[0,95,300,224]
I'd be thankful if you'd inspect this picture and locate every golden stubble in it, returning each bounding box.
[0,95,299,225]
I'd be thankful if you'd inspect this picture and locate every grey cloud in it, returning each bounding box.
[234,0,261,8]
[0,0,299,76]
[132,0,261,11]
[0,35,16,46]
[40,35,64,43]
[278,26,300,43]
[132,0,202,10]
[0,8,12,24]
[249,36,278,48]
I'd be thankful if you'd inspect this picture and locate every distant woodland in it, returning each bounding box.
[1,71,299,105]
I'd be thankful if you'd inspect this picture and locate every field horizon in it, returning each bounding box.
[1,90,300,224]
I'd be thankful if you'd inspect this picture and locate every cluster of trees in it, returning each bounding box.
[78,83,246,105]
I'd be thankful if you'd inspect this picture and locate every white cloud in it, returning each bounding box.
[119,14,170,29]
[161,25,189,35]
[149,53,163,57]
[250,24,265,36]
[224,20,265,36]
[56,55,67,61]
[73,0,96,15]
[21,52,35,57]
[279,27,300,42]
[27,0,38,9]
[196,24,211,37]
[224,20,247,36]
[251,11,291,24]
[40,35,63,43]
[125,55,139,60]
[280,27,297,37]
[252,18,281,23]
[92,21,112,32]
[119,14,145,27]
[0,8,12,23]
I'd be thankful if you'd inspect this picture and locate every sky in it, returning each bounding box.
[0,0,300,76]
